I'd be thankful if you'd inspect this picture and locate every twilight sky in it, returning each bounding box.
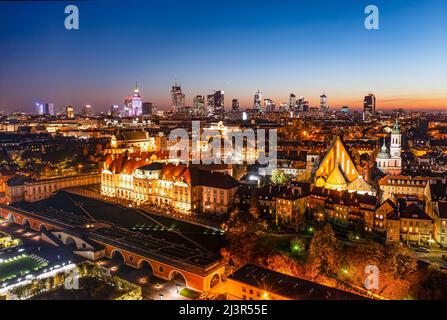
[0,0,446,113]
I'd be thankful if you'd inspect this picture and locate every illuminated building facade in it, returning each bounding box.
[376,120,402,175]
[207,90,224,119]
[124,84,143,117]
[101,160,239,214]
[192,95,205,116]
[65,105,74,118]
[320,93,328,112]
[171,83,185,113]
[82,105,93,117]
[363,93,376,115]
[314,136,375,195]
[253,90,262,113]
[108,129,157,154]
[378,175,430,203]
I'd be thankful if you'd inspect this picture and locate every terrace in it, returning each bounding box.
[0,253,48,284]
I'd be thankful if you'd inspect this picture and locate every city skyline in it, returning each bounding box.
[0,0,446,112]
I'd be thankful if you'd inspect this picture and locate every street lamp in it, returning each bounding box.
[159,293,164,300]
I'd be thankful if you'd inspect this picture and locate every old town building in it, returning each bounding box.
[101,155,239,214]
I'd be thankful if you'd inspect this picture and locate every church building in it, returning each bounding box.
[376,120,402,175]
[314,136,375,195]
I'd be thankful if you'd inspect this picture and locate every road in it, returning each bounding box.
[413,247,447,269]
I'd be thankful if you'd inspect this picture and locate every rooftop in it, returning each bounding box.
[228,264,365,300]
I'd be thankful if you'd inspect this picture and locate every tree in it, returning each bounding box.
[270,170,291,185]
[385,243,418,279]
[289,237,305,257]
[308,224,340,276]
[409,266,447,300]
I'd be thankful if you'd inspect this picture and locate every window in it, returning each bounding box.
[249,289,253,295]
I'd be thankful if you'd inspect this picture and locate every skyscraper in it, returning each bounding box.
[364,93,376,115]
[253,90,263,113]
[65,105,74,118]
[264,98,275,113]
[231,99,240,113]
[207,90,224,118]
[82,105,93,117]
[171,83,185,113]
[110,105,120,118]
[125,83,143,117]
[192,95,205,116]
[320,94,328,112]
[142,102,153,116]
[297,96,305,112]
[289,94,296,111]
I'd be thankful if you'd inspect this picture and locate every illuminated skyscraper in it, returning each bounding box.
[253,90,263,113]
[45,103,55,115]
[65,105,74,118]
[297,96,305,112]
[289,94,296,111]
[320,94,328,112]
[82,105,93,117]
[207,90,224,118]
[110,105,120,118]
[231,99,240,113]
[35,103,44,115]
[264,98,275,112]
[125,83,143,117]
[192,95,205,116]
[171,83,185,113]
[364,93,376,115]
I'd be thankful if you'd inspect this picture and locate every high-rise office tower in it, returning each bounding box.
[289,94,297,110]
[125,83,143,117]
[82,105,93,117]
[264,98,275,112]
[207,90,224,118]
[110,105,121,118]
[142,102,153,116]
[45,103,55,115]
[297,96,305,112]
[253,90,263,113]
[302,100,310,112]
[192,95,205,116]
[364,93,376,115]
[37,103,55,115]
[231,99,240,113]
[65,105,74,118]
[320,94,328,112]
[171,83,185,113]
[35,103,44,115]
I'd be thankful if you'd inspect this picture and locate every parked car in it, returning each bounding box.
[414,246,431,253]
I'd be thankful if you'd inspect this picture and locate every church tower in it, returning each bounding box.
[376,119,402,175]
[390,119,401,159]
